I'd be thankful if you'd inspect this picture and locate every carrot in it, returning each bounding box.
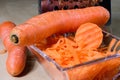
[10,6,110,46]
[0,21,27,76]
[74,23,103,49]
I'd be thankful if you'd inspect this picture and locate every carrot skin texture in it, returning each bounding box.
[0,21,27,76]
[10,6,110,46]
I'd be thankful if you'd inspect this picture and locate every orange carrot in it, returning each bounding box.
[10,6,110,46]
[0,21,27,76]
[74,23,103,49]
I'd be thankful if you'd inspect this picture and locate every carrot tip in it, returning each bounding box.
[10,35,19,44]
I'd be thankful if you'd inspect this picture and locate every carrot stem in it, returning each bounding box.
[10,35,19,44]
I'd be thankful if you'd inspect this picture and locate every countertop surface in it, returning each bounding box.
[0,0,120,80]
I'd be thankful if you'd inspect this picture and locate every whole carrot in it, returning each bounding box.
[0,21,27,76]
[10,6,110,46]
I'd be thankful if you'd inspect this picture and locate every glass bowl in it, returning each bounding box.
[29,31,120,80]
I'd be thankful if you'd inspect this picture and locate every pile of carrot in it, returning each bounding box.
[1,6,120,80]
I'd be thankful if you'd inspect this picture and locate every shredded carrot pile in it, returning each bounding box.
[42,37,106,67]
[36,36,120,80]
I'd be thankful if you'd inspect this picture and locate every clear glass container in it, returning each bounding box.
[29,31,120,80]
